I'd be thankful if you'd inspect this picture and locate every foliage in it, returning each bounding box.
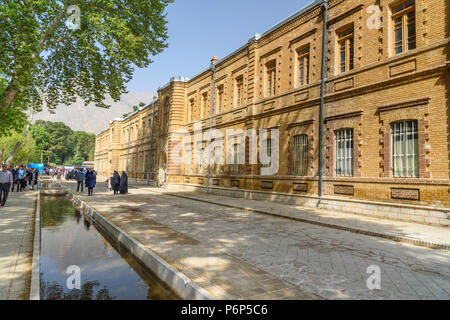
[27,120,96,165]
[0,0,172,135]
[0,131,40,165]
[121,102,146,118]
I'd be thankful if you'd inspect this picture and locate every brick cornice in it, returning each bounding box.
[325,111,362,122]
[327,4,364,26]
[259,46,282,61]
[377,98,430,113]
[289,28,318,47]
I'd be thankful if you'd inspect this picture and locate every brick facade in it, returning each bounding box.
[95,0,450,208]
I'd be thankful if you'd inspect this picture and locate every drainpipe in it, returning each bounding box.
[147,99,157,185]
[318,0,328,200]
[206,56,218,193]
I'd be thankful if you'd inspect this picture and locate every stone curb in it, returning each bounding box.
[29,191,40,300]
[66,189,216,300]
[143,189,450,251]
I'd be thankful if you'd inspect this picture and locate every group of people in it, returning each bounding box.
[0,164,38,208]
[10,165,39,192]
[74,168,97,196]
[108,171,128,195]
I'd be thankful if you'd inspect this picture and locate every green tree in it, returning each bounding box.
[0,131,40,165]
[122,102,146,118]
[0,0,172,135]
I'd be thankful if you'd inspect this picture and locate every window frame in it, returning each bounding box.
[334,128,354,177]
[337,27,354,74]
[293,134,308,176]
[266,61,277,97]
[232,143,240,175]
[235,76,244,107]
[390,120,419,178]
[217,85,224,114]
[297,47,310,87]
[201,92,208,119]
[391,0,416,55]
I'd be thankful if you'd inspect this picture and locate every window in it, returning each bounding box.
[189,99,194,122]
[185,143,191,174]
[202,93,208,118]
[391,120,418,177]
[164,99,170,132]
[217,85,224,114]
[236,77,243,107]
[232,143,240,175]
[293,135,308,176]
[392,0,416,54]
[337,27,354,73]
[197,142,206,174]
[266,62,276,96]
[335,129,354,177]
[263,138,272,168]
[213,140,221,175]
[298,47,310,86]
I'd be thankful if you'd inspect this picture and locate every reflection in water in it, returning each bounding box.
[40,196,179,300]
[41,279,114,300]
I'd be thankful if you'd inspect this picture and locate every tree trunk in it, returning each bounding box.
[0,149,3,164]
[6,142,22,166]
[0,84,19,116]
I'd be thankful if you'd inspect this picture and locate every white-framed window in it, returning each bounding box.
[185,143,192,174]
[266,61,276,97]
[391,120,418,178]
[293,134,308,176]
[232,143,240,175]
[298,47,310,87]
[217,85,224,114]
[392,0,416,55]
[335,129,354,177]
[235,76,243,107]
[337,27,354,73]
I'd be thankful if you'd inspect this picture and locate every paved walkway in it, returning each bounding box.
[158,186,450,249]
[61,181,449,300]
[0,189,36,300]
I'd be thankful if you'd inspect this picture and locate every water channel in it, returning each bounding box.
[39,192,180,300]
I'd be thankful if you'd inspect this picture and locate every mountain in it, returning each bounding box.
[33,92,155,135]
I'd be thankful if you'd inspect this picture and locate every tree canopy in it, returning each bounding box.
[0,0,172,135]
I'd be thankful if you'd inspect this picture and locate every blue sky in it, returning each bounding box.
[127,0,313,95]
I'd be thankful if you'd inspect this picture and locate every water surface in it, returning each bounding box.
[40,195,179,300]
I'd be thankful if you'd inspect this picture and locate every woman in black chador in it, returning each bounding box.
[111,171,120,195]
[119,171,128,195]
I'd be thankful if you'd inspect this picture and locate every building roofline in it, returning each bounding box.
[95,98,160,136]
[180,0,322,84]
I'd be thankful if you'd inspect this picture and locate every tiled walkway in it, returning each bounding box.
[62,181,450,299]
[0,189,36,300]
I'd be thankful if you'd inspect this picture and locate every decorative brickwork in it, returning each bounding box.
[325,112,362,177]
[378,98,430,178]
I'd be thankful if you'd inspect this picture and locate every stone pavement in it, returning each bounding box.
[158,186,450,249]
[0,189,36,300]
[61,181,450,300]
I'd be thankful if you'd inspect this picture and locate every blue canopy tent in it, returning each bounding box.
[27,163,44,175]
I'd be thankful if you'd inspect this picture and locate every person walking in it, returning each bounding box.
[10,167,17,192]
[85,170,97,196]
[0,164,14,208]
[111,171,120,195]
[31,169,39,190]
[16,165,26,192]
[119,171,128,195]
[76,169,85,193]
[26,169,33,191]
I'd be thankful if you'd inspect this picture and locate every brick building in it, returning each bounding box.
[95,0,450,225]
